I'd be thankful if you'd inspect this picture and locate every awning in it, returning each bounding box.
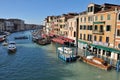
[90,44,120,54]
[78,39,120,54]
[78,39,88,44]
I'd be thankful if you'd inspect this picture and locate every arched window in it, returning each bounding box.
[119,13,120,20]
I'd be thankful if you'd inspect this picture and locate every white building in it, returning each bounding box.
[5,21,14,32]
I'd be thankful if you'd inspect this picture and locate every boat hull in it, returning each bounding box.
[58,53,77,62]
[8,49,16,53]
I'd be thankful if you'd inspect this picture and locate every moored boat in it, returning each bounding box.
[37,38,51,45]
[2,41,8,46]
[52,36,74,46]
[0,35,6,42]
[57,47,77,62]
[80,55,111,70]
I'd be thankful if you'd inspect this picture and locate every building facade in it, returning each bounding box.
[8,19,25,31]
[44,3,120,65]
[0,19,5,32]
[78,3,120,65]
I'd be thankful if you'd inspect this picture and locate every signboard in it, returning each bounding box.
[93,41,109,47]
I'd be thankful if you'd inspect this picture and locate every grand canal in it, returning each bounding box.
[0,31,120,80]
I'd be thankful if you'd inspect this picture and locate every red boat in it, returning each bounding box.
[52,36,75,46]
[0,35,5,42]
[52,38,67,44]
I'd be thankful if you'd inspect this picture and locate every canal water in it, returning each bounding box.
[0,31,120,80]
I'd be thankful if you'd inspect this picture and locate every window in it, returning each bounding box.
[87,25,90,30]
[80,25,82,30]
[99,36,102,42]
[87,35,92,41]
[95,16,98,21]
[119,13,120,20]
[88,7,93,12]
[84,17,86,22]
[90,25,93,30]
[106,37,109,43]
[90,6,93,12]
[90,35,92,41]
[88,17,90,22]
[94,25,98,30]
[107,14,111,20]
[80,34,82,39]
[94,36,96,41]
[106,25,111,31]
[101,15,103,20]
[90,16,93,21]
[81,17,82,22]
[87,35,89,41]
[83,25,86,30]
[117,54,120,60]
[83,34,86,40]
[74,31,76,37]
[106,51,111,57]
[100,25,103,32]
[60,25,62,28]
[117,29,120,36]
[103,50,105,55]
[98,49,101,54]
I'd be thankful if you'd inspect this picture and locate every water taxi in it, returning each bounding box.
[80,55,111,70]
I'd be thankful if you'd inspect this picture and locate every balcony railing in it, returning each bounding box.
[92,30,104,35]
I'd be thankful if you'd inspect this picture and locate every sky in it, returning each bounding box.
[0,0,120,25]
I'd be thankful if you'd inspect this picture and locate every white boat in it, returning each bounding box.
[7,41,16,53]
[57,47,77,62]
[2,41,8,46]
[4,31,10,36]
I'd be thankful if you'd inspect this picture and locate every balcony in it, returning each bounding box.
[92,30,104,35]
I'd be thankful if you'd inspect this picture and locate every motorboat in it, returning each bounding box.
[80,55,111,70]
[37,38,51,45]
[0,35,5,42]
[2,41,8,46]
[14,36,28,39]
[7,41,16,53]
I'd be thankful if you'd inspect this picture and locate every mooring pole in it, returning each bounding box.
[76,18,79,56]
